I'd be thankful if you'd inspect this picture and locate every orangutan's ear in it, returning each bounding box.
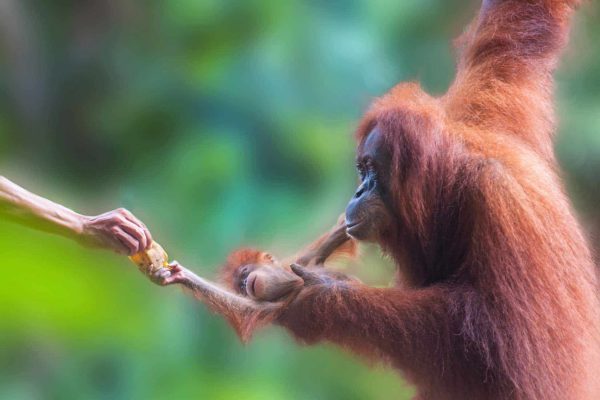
[261,252,277,265]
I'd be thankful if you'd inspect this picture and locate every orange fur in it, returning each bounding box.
[273,1,600,399]
[218,248,276,291]
[214,233,358,342]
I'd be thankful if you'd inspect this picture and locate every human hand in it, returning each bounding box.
[78,208,152,255]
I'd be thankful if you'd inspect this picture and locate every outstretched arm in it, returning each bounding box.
[447,0,581,154]
[0,175,151,254]
[143,215,356,341]
[151,262,283,342]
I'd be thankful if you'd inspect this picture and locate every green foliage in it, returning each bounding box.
[0,1,598,399]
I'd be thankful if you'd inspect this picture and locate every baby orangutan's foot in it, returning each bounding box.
[150,261,186,286]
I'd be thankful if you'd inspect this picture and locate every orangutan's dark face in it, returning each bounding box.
[345,127,393,242]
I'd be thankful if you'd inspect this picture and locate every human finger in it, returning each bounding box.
[117,208,153,249]
[112,226,140,255]
[119,221,147,252]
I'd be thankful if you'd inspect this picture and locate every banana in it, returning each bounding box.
[129,241,170,275]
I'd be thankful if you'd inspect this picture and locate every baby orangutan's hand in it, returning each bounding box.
[150,261,186,286]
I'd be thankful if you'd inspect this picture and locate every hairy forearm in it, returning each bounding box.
[278,282,456,360]
[175,264,268,313]
[150,262,282,342]
[294,214,356,267]
[0,176,84,239]
[295,225,350,265]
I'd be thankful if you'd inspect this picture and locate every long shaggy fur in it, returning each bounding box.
[271,1,600,399]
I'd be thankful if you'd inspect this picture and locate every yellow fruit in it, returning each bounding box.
[129,241,170,275]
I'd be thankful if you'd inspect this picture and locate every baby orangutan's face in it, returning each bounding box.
[235,262,303,301]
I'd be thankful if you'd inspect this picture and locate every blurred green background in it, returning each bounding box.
[0,1,598,399]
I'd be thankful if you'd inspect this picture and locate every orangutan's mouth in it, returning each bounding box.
[345,220,363,237]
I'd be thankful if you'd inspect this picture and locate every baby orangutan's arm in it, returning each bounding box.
[294,214,357,267]
[146,216,358,342]
[151,262,283,342]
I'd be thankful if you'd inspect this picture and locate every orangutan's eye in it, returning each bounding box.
[238,265,251,293]
[356,161,366,180]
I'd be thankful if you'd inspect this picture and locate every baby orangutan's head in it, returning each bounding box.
[220,248,303,302]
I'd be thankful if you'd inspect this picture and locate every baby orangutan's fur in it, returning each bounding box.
[150,217,357,342]
[219,214,358,302]
[219,248,361,302]
[219,249,304,302]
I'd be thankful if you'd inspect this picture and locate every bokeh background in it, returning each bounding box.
[0,1,598,399]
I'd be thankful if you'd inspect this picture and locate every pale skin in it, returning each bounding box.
[0,175,152,255]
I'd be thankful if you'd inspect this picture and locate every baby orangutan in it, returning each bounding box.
[219,215,358,302]
[219,249,304,302]
[150,216,357,341]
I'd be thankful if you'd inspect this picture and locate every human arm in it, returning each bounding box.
[0,175,151,255]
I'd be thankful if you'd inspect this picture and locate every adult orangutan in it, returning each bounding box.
[152,1,600,398]
[278,0,600,398]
